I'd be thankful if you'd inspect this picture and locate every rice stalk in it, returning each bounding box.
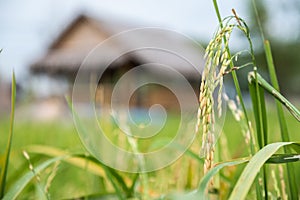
[212,1,259,160]
[22,150,48,200]
[196,14,254,176]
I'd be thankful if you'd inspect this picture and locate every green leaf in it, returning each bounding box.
[267,154,300,164]
[166,158,249,200]
[0,72,16,198]
[228,142,299,200]
[196,158,249,198]
[249,72,269,198]
[2,156,67,200]
[264,40,279,90]
[26,145,129,199]
[249,81,263,148]
[248,72,300,122]
[128,173,139,195]
[249,72,269,148]
[264,40,298,199]
[26,145,107,177]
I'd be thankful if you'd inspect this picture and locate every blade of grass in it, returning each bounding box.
[249,70,269,200]
[248,73,268,146]
[26,145,131,198]
[165,158,249,200]
[249,83,263,148]
[26,145,107,177]
[267,154,300,164]
[196,158,249,198]
[264,40,298,199]
[259,87,267,145]
[104,170,126,200]
[105,165,131,198]
[248,72,300,121]
[0,72,16,198]
[228,142,300,200]
[62,155,128,200]
[128,173,139,196]
[263,40,299,123]
[34,182,48,200]
[2,156,67,200]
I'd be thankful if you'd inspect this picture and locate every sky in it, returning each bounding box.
[0,0,298,83]
[0,0,248,82]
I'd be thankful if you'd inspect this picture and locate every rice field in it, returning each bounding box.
[0,104,299,199]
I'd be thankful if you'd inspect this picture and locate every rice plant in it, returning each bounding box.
[189,0,300,199]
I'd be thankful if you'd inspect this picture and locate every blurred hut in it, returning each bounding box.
[30,14,204,110]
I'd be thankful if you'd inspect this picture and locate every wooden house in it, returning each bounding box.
[30,15,205,110]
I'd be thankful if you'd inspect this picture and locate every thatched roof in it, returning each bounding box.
[30,14,205,80]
